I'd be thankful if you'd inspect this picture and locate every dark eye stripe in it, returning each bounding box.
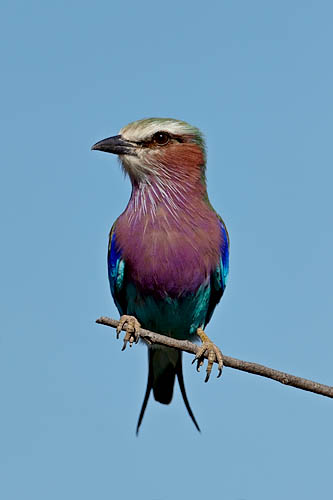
[135,133,184,147]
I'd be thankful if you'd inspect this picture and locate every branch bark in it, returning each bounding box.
[96,316,333,399]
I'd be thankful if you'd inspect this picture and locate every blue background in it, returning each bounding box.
[1,1,332,498]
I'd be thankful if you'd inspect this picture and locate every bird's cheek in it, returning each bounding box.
[121,154,155,181]
[121,155,141,174]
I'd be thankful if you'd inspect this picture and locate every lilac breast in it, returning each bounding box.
[115,199,221,298]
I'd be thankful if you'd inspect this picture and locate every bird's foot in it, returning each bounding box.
[192,328,223,382]
[116,315,141,351]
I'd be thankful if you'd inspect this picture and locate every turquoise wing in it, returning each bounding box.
[205,216,229,326]
[107,221,126,315]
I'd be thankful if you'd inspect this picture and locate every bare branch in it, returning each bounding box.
[96,316,333,399]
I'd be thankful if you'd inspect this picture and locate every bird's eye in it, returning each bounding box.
[153,132,170,146]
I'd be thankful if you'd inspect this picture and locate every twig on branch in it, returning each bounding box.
[96,316,333,399]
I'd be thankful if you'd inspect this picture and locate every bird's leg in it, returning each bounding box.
[192,328,223,382]
[116,315,141,351]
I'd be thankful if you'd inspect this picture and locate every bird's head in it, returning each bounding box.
[91,118,206,186]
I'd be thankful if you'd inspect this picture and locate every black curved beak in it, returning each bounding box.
[91,135,137,156]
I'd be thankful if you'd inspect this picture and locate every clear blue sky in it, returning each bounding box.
[1,1,332,499]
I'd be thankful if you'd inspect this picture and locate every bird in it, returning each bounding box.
[91,118,229,433]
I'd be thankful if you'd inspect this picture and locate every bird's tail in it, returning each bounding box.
[136,347,200,434]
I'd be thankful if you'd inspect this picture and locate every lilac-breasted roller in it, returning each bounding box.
[92,118,229,433]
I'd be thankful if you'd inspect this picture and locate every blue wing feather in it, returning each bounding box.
[108,222,125,315]
[205,216,229,326]
[219,219,229,291]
